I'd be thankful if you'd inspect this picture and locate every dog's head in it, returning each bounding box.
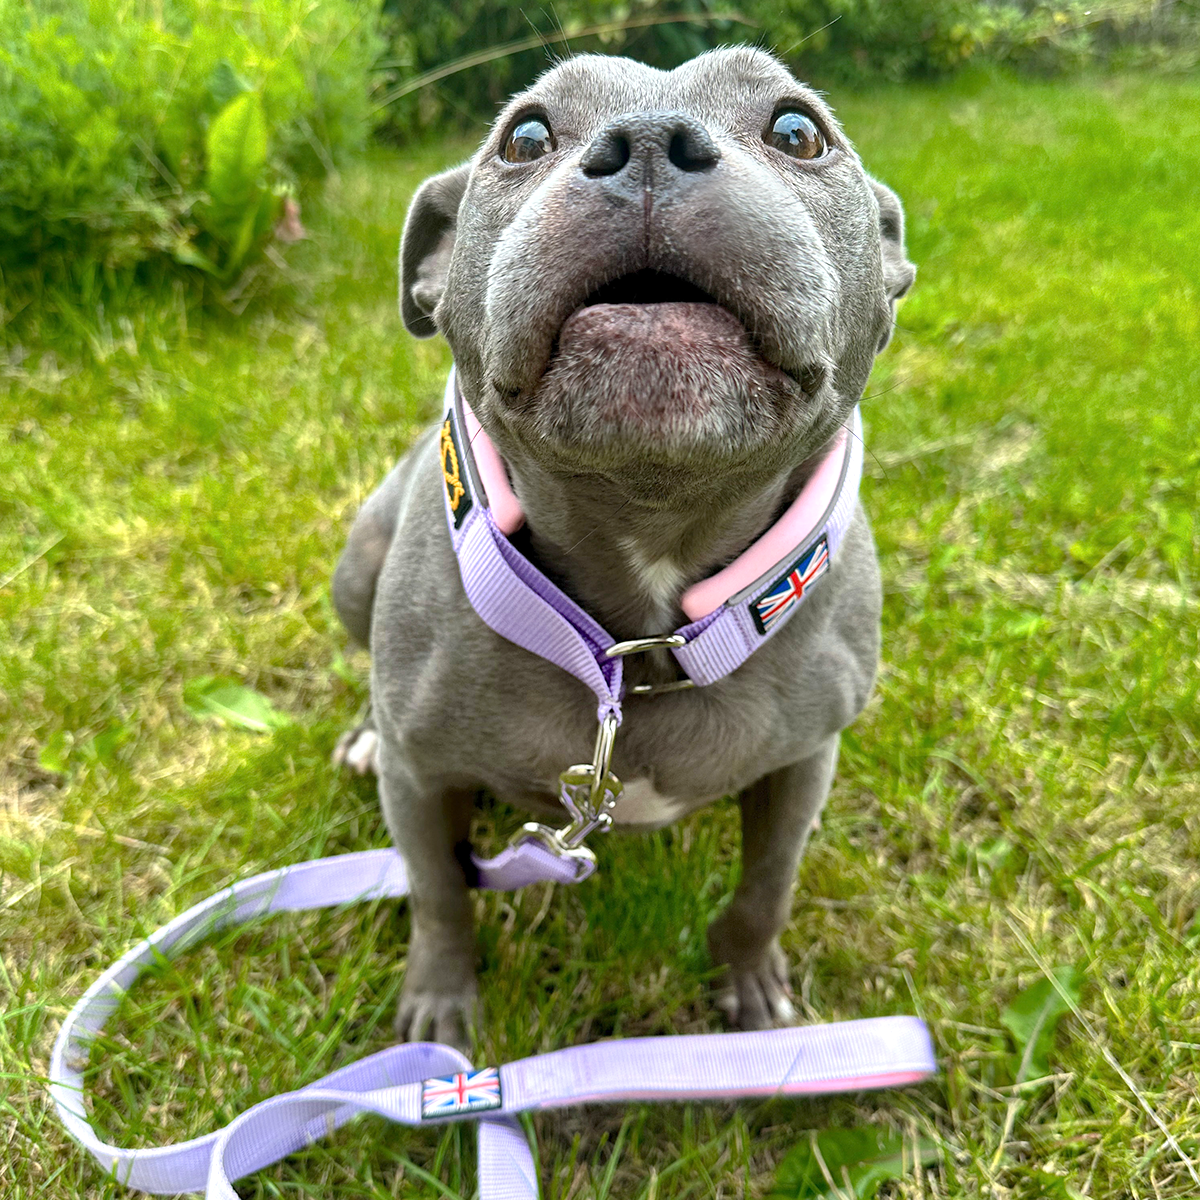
[400,48,913,500]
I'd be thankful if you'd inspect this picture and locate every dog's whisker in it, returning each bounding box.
[859,379,907,403]
[533,4,571,64]
[836,413,890,478]
[780,15,842,58]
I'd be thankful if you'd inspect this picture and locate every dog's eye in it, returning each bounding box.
[766,111,827,161]
[503,118,555,163]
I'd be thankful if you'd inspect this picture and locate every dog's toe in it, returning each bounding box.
[394,988,480,1054]
[333,725,379,775]
[712,940,796,1031]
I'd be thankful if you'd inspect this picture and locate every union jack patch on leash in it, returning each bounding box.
[421,1067,502,1119]
[751,535,831,635]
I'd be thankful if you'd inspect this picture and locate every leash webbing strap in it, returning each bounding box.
[50,848,937,1198]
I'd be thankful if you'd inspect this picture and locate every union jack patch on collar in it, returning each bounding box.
[421,1066,502,1119]
[751,535,831,636]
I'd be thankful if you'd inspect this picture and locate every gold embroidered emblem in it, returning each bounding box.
[440,417,470,525]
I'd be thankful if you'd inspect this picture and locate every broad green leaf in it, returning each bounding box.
[767,1128,938,1200]
[976,835,1014,870]
[1027,1171,1089,1200]
[228,202,259,274]
[1001,965,1081,1083]
[207,59,250,110]
[184,676,290,733]
[203,90,268,238]
[252,186,282,243]
[88,723,131,766]
[225,187,280,274]
[38,729,71,775]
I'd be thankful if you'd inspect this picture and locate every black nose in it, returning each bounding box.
[581,112,721,179]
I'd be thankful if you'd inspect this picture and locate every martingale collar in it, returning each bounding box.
[438,367,864,723]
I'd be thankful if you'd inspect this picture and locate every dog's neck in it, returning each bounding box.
[500,451,824,640]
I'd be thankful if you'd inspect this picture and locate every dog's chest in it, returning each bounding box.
[489,684,804,825]
[611,777,717,827]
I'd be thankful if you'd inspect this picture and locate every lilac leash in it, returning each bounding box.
[50,845,937,1197]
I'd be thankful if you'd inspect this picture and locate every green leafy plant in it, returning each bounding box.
[0,0,381,288]
[991,965,1083,1169]
[1002,965,1082,1083]
[195,91,278,277]
[767,1128,938,1200]
[38,726,131,775]
[184,677,292,733]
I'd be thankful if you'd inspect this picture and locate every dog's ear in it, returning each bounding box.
[868,177,916,351]
[399,163,471,337]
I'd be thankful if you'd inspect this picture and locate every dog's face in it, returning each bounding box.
[401,48,913,498]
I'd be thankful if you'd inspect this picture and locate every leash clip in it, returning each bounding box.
[521,712,622,861]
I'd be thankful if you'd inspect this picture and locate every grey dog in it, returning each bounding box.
[331,47,914,1051]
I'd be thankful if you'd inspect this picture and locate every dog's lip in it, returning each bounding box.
[556,268,762,364]
[554,269,824,396]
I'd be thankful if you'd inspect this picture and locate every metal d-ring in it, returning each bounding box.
[605,634,693,697]
[604,634,687,658]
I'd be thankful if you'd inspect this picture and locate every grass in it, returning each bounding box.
[2,68,1199,1198]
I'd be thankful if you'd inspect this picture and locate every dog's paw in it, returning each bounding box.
[394,984,481,1054]
[333,724,379,775]
[709,934,796,1031]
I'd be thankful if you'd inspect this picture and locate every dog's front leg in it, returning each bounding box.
[378,757,479,1051]
[707,734,840,1029]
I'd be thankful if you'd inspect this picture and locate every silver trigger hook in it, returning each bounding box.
[518,712,622,861]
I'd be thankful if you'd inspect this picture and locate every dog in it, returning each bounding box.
[331,46,914,1051]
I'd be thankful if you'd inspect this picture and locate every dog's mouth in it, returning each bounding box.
[553,267,752,363]
[554,269,825,396]
[578,268,719,308]
[507,263,830,467]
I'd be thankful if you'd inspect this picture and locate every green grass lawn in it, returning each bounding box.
[3,69,1199,1199]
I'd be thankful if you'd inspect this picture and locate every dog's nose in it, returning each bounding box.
[580,112,721,180]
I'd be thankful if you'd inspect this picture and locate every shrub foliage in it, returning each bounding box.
[1,0,1195,298]
[0,0,381,283]
[375,0,1200,138]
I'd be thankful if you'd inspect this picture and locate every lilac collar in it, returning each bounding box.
[438,368,864,725]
